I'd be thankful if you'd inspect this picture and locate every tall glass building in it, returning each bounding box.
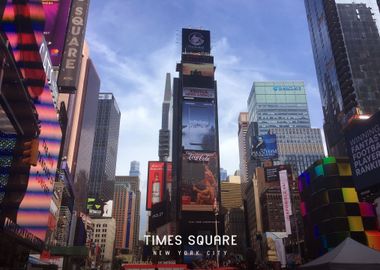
[247,81,325,174]
[89,93,121,200]
[305,0,380,156]
[247,81,311,135]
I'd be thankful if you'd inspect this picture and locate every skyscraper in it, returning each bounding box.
[159,73,172,162]
[89,93,121,200]
[238,112,249,190]
[305,0,380,156]
[113,182,136,252]
[172,28,222,263]
[247,81,311,134]
[247,81,325,174]
[129,161,140,177]
[115,175,141,256]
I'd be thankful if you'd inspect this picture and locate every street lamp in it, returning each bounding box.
[213,197,219,268]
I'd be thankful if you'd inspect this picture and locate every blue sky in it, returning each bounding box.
[85,0,324,236]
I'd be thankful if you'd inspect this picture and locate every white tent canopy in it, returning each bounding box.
[301,237,380,270]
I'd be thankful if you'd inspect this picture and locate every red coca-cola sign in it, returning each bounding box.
[184,151,216,162]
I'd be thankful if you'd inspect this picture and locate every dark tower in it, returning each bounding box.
[305,0,380,156]
[172,28,223,264]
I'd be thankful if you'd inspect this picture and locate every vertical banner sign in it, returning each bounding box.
[279,170,292,235]
[146,162,165,210]
[57,0,89,93]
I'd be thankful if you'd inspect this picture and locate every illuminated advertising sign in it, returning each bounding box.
[146,162,165,210]
[182,63,214,77]
[183,87,215,99]
[166,162,172,202]
[42,0,72,66]
[182,101,216,151]
[17,84,62,241]
[279,170,292,235]
[182,28,211,54]
[181,152,218,211]
[182,75,215,89]
[264,165,292,182]
[57,0,89,93]
[87,197,105,217]
[251,134,278,160]
[345,111,380,192]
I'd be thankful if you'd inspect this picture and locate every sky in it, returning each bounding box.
[85,0,324,237]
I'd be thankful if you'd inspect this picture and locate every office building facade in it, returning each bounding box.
[270,127,325,176]
[247,81,311,135]
[305,0,380,156]
[115,175,141,255]
[113,182,136,252]
[89,93,121,200]
[92,217,116,269]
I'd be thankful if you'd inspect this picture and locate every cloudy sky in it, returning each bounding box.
[85,0,324,236]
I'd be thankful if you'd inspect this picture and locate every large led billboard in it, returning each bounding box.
[17,84,62,241]
[182,28,211,54]
[345,111,380,192]
[183,87,215,99]
[182,75,215,89]
[181,151,218,211]
[42,0,72,66]
[251,134,278,160]
[182,101,216,152]
[146,161,165,210]
[182,63,214,77]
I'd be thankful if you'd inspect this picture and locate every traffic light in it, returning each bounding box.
[22,138,39,166]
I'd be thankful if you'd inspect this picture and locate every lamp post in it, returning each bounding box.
[213,197,219,268]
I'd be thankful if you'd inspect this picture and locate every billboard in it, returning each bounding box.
[251,134,278,160]
[279,170,292,235]
[182,101,216,151]
[166,162,172,202]
[264,165,292,182]
[57,0,90,93]
[42,0,72,66]
[87,197,105,217]
[16,84,62,241]
[182,63,214,77]
[182,28,211,54]
[181,151,218,211]
[183,87,215,99]
[146,162,165,210]
[182,74,215,89]
[345,111,380,192]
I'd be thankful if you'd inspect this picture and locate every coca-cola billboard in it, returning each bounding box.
[181,152,218,211]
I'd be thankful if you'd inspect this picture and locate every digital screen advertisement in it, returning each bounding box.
[182,63,214,77]
[182,28,211,54]
[251,133,278,160]
[181,151,218,212]
[182,101,216,152]
[146,161,165,210]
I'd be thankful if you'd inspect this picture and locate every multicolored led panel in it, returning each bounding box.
[366,231,380,250]
[42,0,72,66]
[17,83,62,241]
[337,162,352,176]
[2,0,46,98]
[347,216,364,232]
[342,188,359,203]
